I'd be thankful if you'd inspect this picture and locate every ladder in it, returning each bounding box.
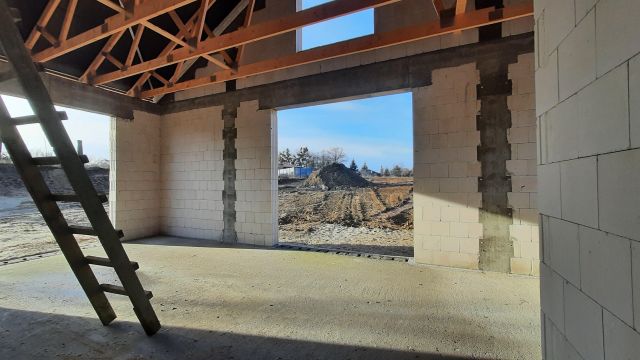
[0,2,160,335]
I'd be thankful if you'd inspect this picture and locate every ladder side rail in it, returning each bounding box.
[0,102,116,325]
[0,1,159,335]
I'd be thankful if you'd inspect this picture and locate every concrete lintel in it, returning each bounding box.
[0,62,161,119]
[161,33,533,114]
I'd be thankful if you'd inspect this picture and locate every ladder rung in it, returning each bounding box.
[68,225,124,239]
[86,255,139,270]
[12,111,68,125]
[100,284,153,299]
[51,193,108,203]
[33,154,89,166]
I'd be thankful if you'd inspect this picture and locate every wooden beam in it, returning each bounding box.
[192,0,211,47]
[59,0,79,43]
[140,3,533,98]
[92,0,400,85]
[151,0,251,101]
[235,0,256,66]
[127,0,235,95]
[432,0,445,13]
[25,0,61,49]
[456,0,468,14]
[79,30,126,83]
[32,0,197,63]
[125,25,145,68]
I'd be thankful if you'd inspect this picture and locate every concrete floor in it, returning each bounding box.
[0,236,541,359]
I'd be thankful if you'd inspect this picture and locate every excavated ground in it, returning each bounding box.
[279,177,414,256]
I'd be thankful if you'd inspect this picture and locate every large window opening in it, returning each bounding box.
[298,0,374,51]
[277,92,414,257]
[0,95,111,264]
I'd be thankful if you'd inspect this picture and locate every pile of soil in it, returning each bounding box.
[0,163,109,197]
[303,163,370,190]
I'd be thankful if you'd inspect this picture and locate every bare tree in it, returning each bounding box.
[325,147,346,164]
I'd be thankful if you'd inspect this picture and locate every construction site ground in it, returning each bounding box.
[278,176,414,257]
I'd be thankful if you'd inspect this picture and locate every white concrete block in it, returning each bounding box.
[560,157,598,227]
[541,0,575,58]
[580,226,633,325]
[535,50,559,115]
[575,0,596,23]
[543,316,583,360]
[564,282,604,360]
[633,242,640,330]
[542,94,579,162]
[558,10,596,100]
[548,217,580,285]
[603,309,640,360]
[577,63,630,157]
[540,263,565,332]
[537,163,561,217]
[598,148,640,242]
[595,0,640,76]
[629,53,640,148]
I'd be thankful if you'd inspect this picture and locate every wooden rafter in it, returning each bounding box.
[192,0,211,47]
[25,0,61,49]
[456,0,468,14]
[98,0,229,75]
[92,0,400,86]
[128,0,244,96]
[59,0,78,43]
[79,30,126,83]
[235,0,256,66]
[32,0,197,63]
[125,25,145,68]
[139,3,533,98]
[151,0,249,101]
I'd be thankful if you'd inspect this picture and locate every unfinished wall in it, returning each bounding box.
[413,63,483,270]
[155,100,276,244]
[109,111,161,240]
[159,106,224,240]
[536,0,640,357]
[235,101,278,246]
[507,53,538,276]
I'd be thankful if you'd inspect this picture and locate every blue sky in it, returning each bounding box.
[278,93,413,170]
[1,95,110,160]
[301,0,374,50]
[280,1,413,171]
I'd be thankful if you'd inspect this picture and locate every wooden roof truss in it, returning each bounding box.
[23,0,533,102]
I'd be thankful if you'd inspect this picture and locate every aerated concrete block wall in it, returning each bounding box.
[413,63,483,270]
[160,106,224,239]
[507,53,539,276]
[109,111,161,240]
[535,0,640,357]
[235,101,278,246]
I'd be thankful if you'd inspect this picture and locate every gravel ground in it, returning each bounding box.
[279,224,413,257]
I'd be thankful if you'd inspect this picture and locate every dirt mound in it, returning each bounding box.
[303,163,370,190]
[0,163,109,197]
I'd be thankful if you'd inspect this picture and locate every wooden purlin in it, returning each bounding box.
[91,0,401,85]
[140,3,534,98]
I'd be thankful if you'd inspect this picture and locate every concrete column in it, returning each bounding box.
[476,56,516,272]
[222,103,238,243]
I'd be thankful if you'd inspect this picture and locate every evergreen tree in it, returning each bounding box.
[349,159,358,171]
[278,148,294,165]
[384,168,391,176]
[391,165,403,177]
[361,162,369,172]
[295,147,312,167]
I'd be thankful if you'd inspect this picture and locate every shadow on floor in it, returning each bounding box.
[0,306,490,360]
[129,237,414,258]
